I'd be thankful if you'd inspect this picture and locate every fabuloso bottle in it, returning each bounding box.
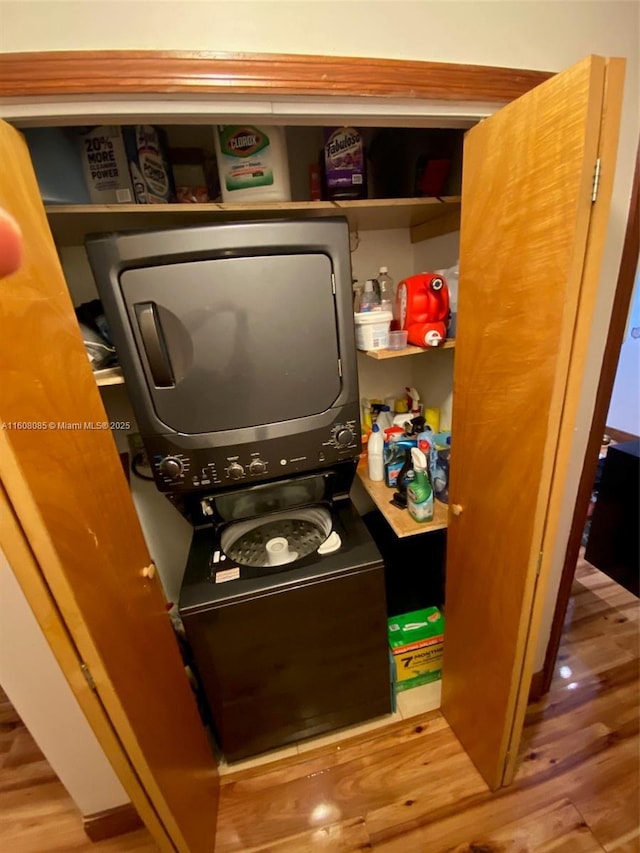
[323,127,366,200]
[214,126,292,202]
[407,447,434,522]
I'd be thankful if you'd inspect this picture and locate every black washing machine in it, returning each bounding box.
[180,473,390,761]
[86,218,392,761]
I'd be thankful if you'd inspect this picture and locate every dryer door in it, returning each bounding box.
[120,252,341,434]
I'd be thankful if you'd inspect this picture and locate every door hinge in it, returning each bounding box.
[331,273,336,295]
[338,358,343,377]
[536,551,543,578]
[81,663,97,692]
[591,158,601,202]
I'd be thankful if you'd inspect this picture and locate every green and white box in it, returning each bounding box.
[388,607,444,693]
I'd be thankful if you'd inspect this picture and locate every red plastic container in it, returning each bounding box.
[396,273,450,347]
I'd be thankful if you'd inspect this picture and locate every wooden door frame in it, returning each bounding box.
[534,141,640,699]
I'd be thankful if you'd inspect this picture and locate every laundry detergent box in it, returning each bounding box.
[388,607,444,692]
[122,125,175,203]
[78,126,134,204]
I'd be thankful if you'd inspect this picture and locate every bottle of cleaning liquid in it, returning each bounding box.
[377,266,395,317]
[407,447,434,522]
[375,405,394,431]
[390,447,416,510]
[214,125,292,202]
[360,279,381,312]
[323,127,366,200]
[367,423,384,481]
[424,406,440,434]
[361,397,373,432]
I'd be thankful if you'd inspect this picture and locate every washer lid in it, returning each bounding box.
[213,473,327,523]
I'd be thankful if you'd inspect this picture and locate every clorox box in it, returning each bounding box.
[388,607,444,692]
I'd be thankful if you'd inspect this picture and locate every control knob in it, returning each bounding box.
[159,456,184,479]
[249,459,267,475]
[334,426,355,448]
[227,462,245,480]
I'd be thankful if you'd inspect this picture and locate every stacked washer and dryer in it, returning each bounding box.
[87,218,391,761]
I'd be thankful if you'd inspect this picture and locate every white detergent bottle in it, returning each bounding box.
[214,125,292,202]
[367,423,384,481]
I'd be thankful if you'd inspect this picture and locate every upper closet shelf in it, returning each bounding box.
[44,197,462,246]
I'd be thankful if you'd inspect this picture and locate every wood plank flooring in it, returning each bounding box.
[1,556,638,852]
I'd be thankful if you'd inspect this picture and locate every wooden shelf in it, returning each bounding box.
[44,197,461,246]
[94,366,124,387]
[363,339,456,359]
[357,459,448,538]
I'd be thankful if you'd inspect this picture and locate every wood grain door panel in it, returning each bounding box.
[442,56,623,789]
[0,119,219,853]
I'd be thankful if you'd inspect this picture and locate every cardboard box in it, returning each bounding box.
[123,126,175,203]
[388,607,444,693]
[78,126,134,204]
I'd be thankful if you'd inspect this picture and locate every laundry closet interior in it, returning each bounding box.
[37,117,464,763]
[3,53,621,814]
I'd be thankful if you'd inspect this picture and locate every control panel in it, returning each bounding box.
[145,416,360,493]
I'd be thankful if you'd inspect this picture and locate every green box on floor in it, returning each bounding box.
[388,607,444,693]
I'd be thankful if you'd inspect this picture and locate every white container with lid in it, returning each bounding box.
[214,125,292,202]
[354,310,393,351]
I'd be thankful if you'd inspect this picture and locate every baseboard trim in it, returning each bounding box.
[83,802,143,842]
[528,669,546,703]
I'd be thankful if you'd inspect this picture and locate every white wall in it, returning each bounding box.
[0,0,635,73]
[0,549,129,816]
[607,270,640,436]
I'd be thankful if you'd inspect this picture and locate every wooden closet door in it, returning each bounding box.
[0,120,219,852]
[442,56,624,789]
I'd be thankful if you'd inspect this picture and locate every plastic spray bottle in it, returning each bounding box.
[406,387,422,418]
[407,447,434,522]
